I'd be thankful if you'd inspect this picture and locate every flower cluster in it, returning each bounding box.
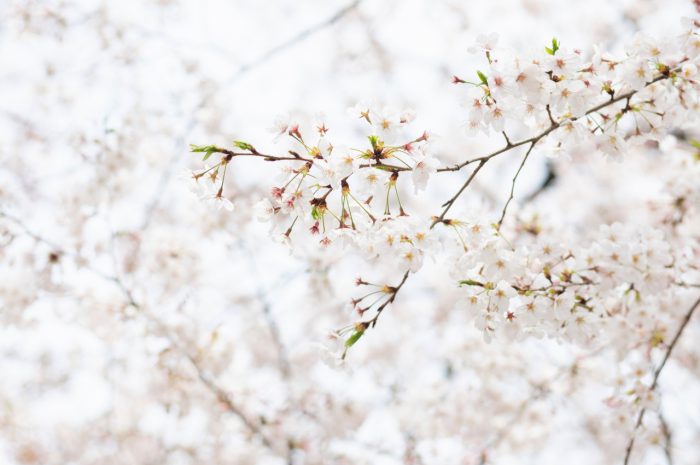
[459,23,700,159]
[453,222,674,344]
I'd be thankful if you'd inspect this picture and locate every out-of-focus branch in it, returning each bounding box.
[229,0,362,82]
[0,210,282,455]
[238,240,292,379]
[524,160,557,203]
[185,354,273,449]
[114,276,283,454]
[623,295,700,465]
[659,411,674,465]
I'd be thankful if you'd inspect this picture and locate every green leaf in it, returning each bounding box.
[189,144,218,161]
[546,37,560,55]
[311,205,321,220]
[689,139,700,150]
[190,144,215,153]
[476,70,489,86]
[233,140,257,153]
[368,134,383,152]
[345,329,365,348]
[459,279,483,287]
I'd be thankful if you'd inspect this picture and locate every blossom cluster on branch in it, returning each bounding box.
[192,18,700,350]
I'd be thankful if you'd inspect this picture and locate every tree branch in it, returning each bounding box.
[623,294,700,465]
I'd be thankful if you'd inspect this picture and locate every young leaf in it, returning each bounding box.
[476,70,489,86]
[189,144,215,153]
[345,329,364,348]
[190,144,218,161]
[546,37,560,55]
[233,140,257,153]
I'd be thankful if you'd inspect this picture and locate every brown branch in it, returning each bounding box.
[429,69,678,231]
[623,294,700,465]
[217,148,314,163]
[200,67,679,205]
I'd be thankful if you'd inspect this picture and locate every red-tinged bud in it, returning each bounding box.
[319,237,332,247]
[288,124,302,139]
[216,186,224,198]
[452,75,466,84]
[310,221,320,235]
[271,186,285,199]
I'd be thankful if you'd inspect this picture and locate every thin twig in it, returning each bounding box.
[431,159,487,228]
[496,141,537,228]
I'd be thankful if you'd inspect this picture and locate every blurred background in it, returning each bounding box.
[1,0,698,464]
